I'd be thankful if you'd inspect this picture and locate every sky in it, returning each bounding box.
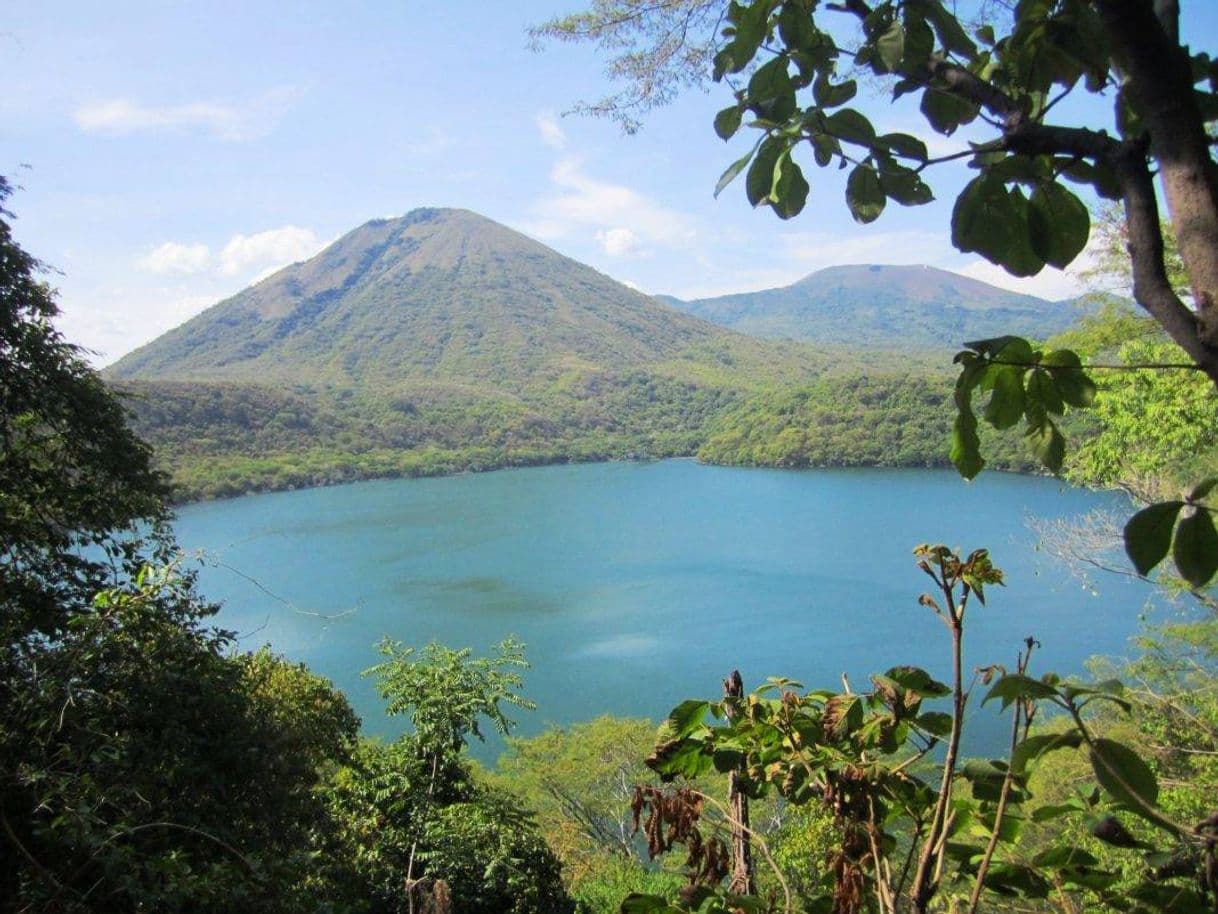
[5,1,1217,365]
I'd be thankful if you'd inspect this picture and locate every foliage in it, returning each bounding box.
[620,547,1218,914]
[314,639,574,914]
[0,175,166,639]
[698,371,1035,471]
[4,567,358,913]
[367,637,535,754]
[495,717,662,877]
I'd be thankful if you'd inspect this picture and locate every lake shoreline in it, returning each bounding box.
[166,446,1051,508]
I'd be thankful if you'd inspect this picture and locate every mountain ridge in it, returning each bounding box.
[659,263,1092,347]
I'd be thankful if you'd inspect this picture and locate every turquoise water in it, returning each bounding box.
[173,461,1161,758]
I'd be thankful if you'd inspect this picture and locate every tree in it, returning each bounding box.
[535,0,1218,585]
[622,547,1218,914]
[1,179,360,913]
[316,639,574,914]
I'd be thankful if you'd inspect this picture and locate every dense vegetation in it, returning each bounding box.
[9,0,1218,905]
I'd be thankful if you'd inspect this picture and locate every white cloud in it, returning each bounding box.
[137,241,211,275]
[219,226,324,277]
[524,157,697,257]
[73,86,302,141]
[596,227,641,256]
[536,112,566,149]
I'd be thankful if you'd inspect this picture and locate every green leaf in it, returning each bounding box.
[660,699,710,740]
[777,2,818,49]
[952,176,1016,265]
[825,108,876,146]
[952,410,982,479]
[812,73,857,108]
[621,894,681,914]
[920,87,977,135]
[983,674,1061,710]
[1033,803,1082,822]
[1173,507,1218,587]
[1090,737,1160,812]
[1026,418,1065,473]
[1012,731,1083,774]
[874,20,904,73]
[748,56,796,122]
[1027,370,1064,416]
[983,365,1025,430]
[880,167,933,205]
[1124,501,1185,576]
[923,0,977,56]
[846,165,885,224]
[648,738,713,780]
[771,155,810,219]
[1028,183,1090,269]
[878,132,928,162]
[714,105,744,140]
[951,360,985,479]
[745,139,782,207]
[884,665,950,697]
[715,148,755,198]
[915,711,953,737]
[1033,846,1100,869]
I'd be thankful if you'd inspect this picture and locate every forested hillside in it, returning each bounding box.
[106,208,999,500]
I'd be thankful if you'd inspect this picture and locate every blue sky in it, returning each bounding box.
[5,1,1217,364]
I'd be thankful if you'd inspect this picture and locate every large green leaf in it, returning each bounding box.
[982,365,1025,429]
[920,87,978,135]
[982,674,1061,710]
[826,108,876,146]
[846,164,885,223]
[746,139,782,207]
[878,131,928,162]
[1011,731,1083,774]
[771,154,810,219]
[884,665,950,697]
[748,56,796,122]
[1025,418,1065,472]
[714,105,743,140]
[1173,507,1218,587]
[1028,182,1090,269]
[1123,501,1185,576]
[951,176,1015,264]
[880,166,933,205]
[1089,737,1160,814]
[874,19,905,73]
[813,73,857,108]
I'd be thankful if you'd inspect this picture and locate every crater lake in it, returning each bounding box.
[173,460,1169,757]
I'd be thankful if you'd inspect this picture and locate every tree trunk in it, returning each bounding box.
[1098,1,1218,351]
[723,670,754,896]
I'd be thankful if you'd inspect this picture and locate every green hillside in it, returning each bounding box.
[108,209,883,499]
[109,210,1044,500]
[108,208,739,387]
[664,263,1092,347]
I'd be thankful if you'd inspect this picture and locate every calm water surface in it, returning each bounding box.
[174,461,1162,757]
